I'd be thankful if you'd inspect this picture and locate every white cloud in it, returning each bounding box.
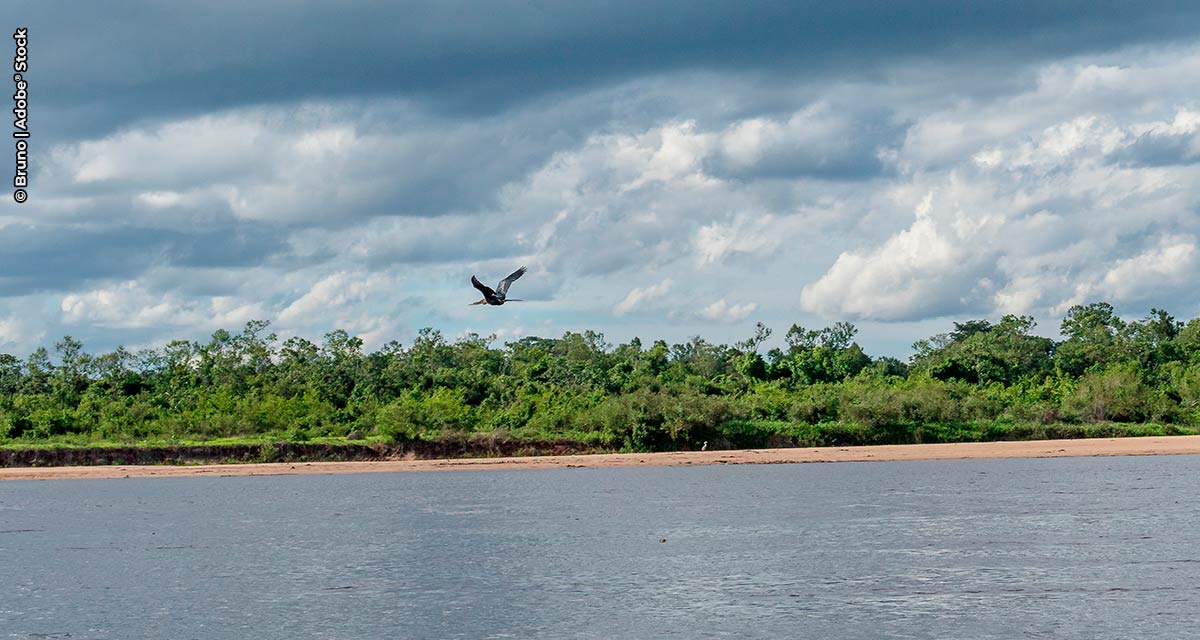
[800,211,980,321]
[897,47,1200,172]
[40,103,563,227]
[60,115,268,185]
[802,47,1200,322]
[0,314,45,352]
[698,299,757,323]
[6,37,1200,359]
[60,281,265,330]
[613,279,673,316]
[1098,236,1197,301]
[277,272,391,325]
[135,190,187,208]
[493,325,528,341]
[712,102,891,178]
[615,120,717,192]
[719,118,771,167]
[495,112,874,290]
[693,213,785,268]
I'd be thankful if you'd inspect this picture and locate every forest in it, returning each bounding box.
[2,301,1199,453]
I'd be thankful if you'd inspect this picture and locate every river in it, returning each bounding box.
[3,455,1198,639]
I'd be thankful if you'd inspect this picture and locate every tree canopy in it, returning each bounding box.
[2,301,1199,451]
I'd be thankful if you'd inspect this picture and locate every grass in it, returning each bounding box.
[0,433,391,451]
[2,420,1195,462]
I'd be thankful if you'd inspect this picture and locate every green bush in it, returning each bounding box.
[376,388,471,441]
[1065,365,1153,422]
[788,383,840,424]
[2,310,1199,451]
[742,381,792,420]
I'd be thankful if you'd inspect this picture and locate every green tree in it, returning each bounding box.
[0,354,21,397]
[1055,302,1128,375]
[912,315,1052,385]
[52,336,90,408]
[1124,308,1184,373]
[778,322,870,383]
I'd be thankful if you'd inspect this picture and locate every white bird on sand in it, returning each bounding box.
[701,441,708,451]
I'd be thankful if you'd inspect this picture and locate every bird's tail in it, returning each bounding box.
[505,299,524,302]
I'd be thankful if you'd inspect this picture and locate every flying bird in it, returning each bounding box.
[470,265,527,306]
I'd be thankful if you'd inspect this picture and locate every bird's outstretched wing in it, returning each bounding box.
[496,265,527,296]
[471,275,495,297]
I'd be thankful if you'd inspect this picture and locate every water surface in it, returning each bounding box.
[3,455,1199,639]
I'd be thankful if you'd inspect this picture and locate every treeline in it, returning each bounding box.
[2,301,1199,451]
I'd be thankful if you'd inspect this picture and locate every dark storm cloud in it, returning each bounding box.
[169,227,289,268]
[17,1,1200,141]
[5,1,1200,357]
[0,224,286,295]
[39,100,596,224]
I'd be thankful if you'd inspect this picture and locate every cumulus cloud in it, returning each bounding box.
[4,4,1200,358]
[1110,110,1200,167]
[43,106,552,225]
[698,299,758,323]
[0,314,46,352]
[614,279,673,316]
[21,1,1200,147]
[693,213,786,268]
[800,195,991,321]
[708,103,898,179]
[61,281,265,330]
[496,113,873,285]
[58,115,269,187]
[1095,236,1197,302]
[277,272,393,325]
[801,49,1200,323]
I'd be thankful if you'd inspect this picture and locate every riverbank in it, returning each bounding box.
[0,438,601,469]
[4,435,1200,481]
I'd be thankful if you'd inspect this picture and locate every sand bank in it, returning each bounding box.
[3,435,1200,481]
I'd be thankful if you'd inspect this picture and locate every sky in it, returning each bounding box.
[4,1,1200,358]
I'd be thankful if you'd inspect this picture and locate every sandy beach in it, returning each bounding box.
[2,435,1199,481]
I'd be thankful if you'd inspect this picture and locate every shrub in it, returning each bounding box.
[789,383,840,424]
[742,381,792,420]
[1065,365,1153,423]
[376,388,471,441]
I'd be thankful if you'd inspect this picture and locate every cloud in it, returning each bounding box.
[799,195,990,321]
[0,223,287,296]
[61,281,265,330]
[43,105,557,225]
[1109,110,1200,167]
[0,313,46,353]
[698,299,757,323]
[800,48,1200,323]
[277,272,393,325]
[19,1,1200,146]
[614,279,673,316]
[693,213,786,268]
[708,104,900,180]
[497,113,880,285]
[1096,236,1197,302]
[5,6,1200,358]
